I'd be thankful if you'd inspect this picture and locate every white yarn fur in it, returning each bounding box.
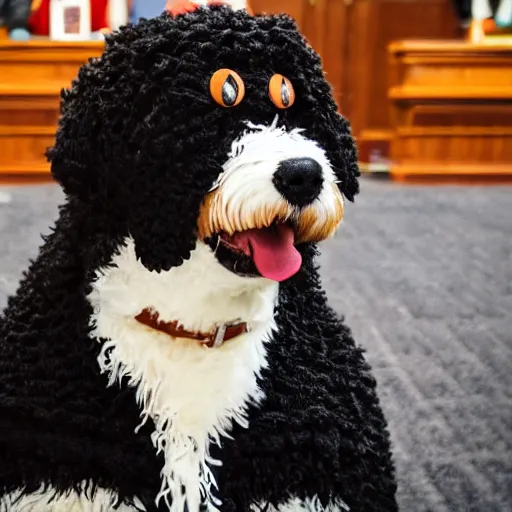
[253,496,350,511]
[0,484,144,512]
[208,117,341,236]
[88,239,278,511]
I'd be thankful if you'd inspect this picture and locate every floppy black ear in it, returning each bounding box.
[326,113,360,202]
[49,20,174,199]
[303,79,361,203]
[48,33,147,201]
[46,19,216,270]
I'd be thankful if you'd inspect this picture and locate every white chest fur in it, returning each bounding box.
[87,238,278,512]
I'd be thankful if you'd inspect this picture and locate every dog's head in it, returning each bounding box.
[49,5,359,282]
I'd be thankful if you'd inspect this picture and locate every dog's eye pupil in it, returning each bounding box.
[281,79,290,107]
[222,75,238,107]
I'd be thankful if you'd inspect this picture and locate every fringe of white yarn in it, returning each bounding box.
[99,342,255,512]
[0,483,144,512]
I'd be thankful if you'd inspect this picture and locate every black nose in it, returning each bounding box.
[273,157,324,208]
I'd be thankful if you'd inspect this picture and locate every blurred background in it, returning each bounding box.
[0,0,511,510]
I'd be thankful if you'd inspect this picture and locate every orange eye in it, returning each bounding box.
[269,74,295,109]
[210,69,245,107]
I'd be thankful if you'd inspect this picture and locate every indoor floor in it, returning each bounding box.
[1,177,511,511]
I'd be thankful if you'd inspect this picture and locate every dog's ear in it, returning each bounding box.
[306,76,360,203]
[295,95,360,203]
[47,46,141,201]
[323,112,360,202]
[48,86,98,199]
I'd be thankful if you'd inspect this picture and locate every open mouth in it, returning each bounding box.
[206,221,302,282]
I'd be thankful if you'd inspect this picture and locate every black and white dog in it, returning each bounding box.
[0,4,397,512]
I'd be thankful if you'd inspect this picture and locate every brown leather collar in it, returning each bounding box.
[135,308,249,348]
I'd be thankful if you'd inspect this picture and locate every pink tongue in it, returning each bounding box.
[232,225,302,282]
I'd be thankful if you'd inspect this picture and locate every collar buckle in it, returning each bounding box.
[212,323,228,348]
[212,318,247,348]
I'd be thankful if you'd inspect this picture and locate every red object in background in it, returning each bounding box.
[28,0,110,36]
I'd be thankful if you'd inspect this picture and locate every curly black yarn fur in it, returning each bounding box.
[215,248,397,511]
[0,6,395,512]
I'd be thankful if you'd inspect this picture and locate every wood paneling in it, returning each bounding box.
[345,0,460,136]
[389,40,512,180]
[250,0,309,25]
[317,0,350,111]
[251,0,461,168]
[0,129,56,174]
[0,40,103,175]
[345,0,461,169]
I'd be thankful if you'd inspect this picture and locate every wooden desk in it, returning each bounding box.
[388,40,512,181]
[0,40,104,175]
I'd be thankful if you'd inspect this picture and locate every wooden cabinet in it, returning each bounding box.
[251,0,462,165]
[388,40,512,180]
[344,0,461,155]
[0,41,103,175]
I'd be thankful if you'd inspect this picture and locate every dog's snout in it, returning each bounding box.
[273,157,324,208]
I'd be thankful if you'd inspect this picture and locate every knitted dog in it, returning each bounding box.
[0,4,397,512]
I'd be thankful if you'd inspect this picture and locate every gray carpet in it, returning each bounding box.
[0,178,511,511]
